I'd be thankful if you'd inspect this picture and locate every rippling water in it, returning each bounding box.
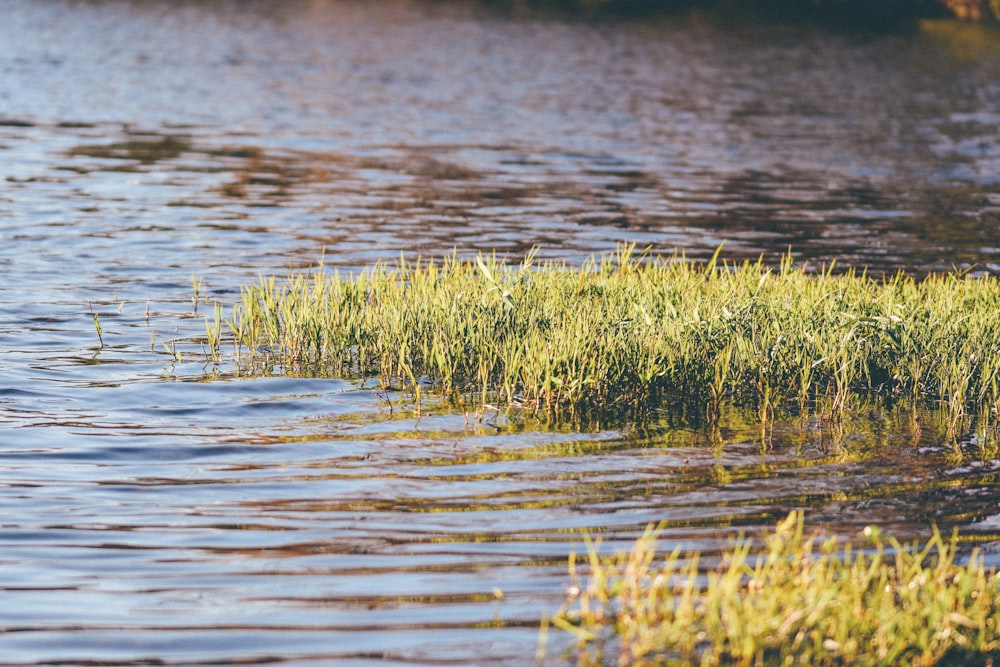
[2,1,1000,664]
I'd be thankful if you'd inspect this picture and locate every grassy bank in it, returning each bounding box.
[550,512,1000,666]
[228,248,1000,438]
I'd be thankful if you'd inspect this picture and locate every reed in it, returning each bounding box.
[89,305,104,349]
[226,247,1000,438]
[551,512,1000,666]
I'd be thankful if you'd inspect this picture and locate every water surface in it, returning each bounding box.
[2,1,1000,664]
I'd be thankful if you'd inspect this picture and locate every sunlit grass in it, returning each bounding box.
[550,512,1000,666]
[226,246,1000,440]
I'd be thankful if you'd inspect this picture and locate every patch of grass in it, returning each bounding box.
[550,512,1000,666]
[227,247,1000,439]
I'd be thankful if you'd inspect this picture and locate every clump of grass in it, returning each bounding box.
[551,512,1000,666]
[227,247,1000,438]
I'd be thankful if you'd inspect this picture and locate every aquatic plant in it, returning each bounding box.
[551,512,1000,666]
[89,304,104,349]
[227,247,1000,438]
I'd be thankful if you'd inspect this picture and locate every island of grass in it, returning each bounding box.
[229,246,1000,443]
[550,512,1000,666]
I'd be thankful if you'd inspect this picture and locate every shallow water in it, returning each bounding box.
[2,1,1000,664]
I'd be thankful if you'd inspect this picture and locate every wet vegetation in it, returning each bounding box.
[552,511,1000,666]
[228,247,1000,445]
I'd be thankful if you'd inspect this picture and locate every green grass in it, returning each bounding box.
[549,512,1000,666]
[226,247,1000,439]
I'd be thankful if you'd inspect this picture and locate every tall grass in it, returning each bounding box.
[550,512,1000,666]
[227,247,1000,438]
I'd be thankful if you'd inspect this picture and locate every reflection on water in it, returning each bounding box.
[1,0,1000,664]
[3,1,1000,274]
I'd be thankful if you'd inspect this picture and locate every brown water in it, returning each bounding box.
[2,1,1000,664]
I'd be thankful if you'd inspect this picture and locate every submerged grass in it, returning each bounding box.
[551,512,1000,666]
[228,247,1000,439]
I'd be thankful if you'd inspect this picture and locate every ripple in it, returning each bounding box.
[1,1,999,664]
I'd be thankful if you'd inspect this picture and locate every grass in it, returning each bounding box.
[226,247,1000,440]
[549,512,1000,666]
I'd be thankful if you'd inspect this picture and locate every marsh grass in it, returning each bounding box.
[227,247,1000,440]
[551,512,1000,666]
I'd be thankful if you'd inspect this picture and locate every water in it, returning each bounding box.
[2,1,1000,664]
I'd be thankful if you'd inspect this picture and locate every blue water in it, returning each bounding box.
[2,1,1000,664]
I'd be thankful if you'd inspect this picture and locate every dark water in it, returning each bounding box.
[2,1,1000,664]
